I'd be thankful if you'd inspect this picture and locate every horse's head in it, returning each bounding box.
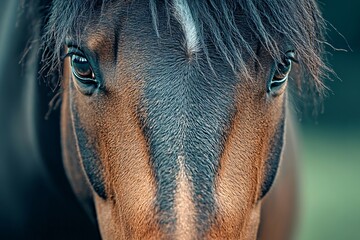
[45,0,326,239]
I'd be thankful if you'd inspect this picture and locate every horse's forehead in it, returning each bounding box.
[83,1,262,68]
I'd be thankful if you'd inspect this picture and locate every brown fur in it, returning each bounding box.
[87,66,160,239]
[207,75,286,239]
[62,33,162,238]
[61,12,295,240]
[257,114,299,240]
[61,57,97,221]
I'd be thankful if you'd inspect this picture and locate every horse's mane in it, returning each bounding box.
[26,0,330,97]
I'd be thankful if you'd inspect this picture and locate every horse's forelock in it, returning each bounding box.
[41,0,329,98]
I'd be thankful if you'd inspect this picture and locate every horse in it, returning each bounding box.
[0,0,328,239]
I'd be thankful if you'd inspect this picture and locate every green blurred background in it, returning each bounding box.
[295,1,360,239]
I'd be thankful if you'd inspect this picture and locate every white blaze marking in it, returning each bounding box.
[174,155,195,239]
[173,0,199,55]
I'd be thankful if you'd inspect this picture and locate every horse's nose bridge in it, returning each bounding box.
[143,68,233,163]
[141,65,237,235]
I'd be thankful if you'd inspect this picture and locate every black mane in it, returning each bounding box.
[31,0,329,96]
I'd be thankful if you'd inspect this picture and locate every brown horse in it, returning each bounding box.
[0,0,328,239]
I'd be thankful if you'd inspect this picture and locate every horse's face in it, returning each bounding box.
[61,1,291,239]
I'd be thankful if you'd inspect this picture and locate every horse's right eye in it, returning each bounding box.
[70,54,96,84]
[68,52,100,95]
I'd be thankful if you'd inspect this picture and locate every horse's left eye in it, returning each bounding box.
[268,51,295,94]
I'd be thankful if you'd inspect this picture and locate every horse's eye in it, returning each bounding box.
[268,51,295,94]
[70,54,96,83]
